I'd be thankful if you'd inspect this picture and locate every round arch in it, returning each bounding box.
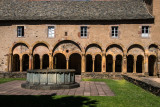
[106,43,125,52]
[32,42,49,54]
[106,44,124,52]
[85,43,102,53]
[11,42,29,54]
[52,40,83,53]
[127,44,145,53]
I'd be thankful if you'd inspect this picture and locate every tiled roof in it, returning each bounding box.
[0,0,153,20]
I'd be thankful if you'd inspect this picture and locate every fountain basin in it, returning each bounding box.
[21,69,80,90]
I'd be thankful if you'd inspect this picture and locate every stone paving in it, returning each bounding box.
[0,76,114,96]
[142,77,160,84]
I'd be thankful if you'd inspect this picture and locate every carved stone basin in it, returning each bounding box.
[21,69,80,90]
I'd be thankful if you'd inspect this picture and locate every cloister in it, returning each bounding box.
[8,40,158,76]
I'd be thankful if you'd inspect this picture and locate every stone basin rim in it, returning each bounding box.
[28,69,76,73]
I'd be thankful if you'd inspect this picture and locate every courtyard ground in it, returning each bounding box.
[0,78,160,107]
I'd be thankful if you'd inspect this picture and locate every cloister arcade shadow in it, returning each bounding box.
[106,55,113,72]
[33,54,40,69]
[69,53,81,74]
[42,54,49,69]
[13,54,20,71]
[127,55,134,73]
[86,54,92,72]
[115,55,122,72]
[22,54,29,71]
[53,53,66,69]
[149,55,157,76]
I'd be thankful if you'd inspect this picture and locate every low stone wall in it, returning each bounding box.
[0,72,26,78]
[81,72,123,79]
[123,75,160,96]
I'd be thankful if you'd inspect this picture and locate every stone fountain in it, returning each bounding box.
[21,69,80,90]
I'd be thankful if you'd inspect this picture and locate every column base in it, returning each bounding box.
[144,72,149,76]
[157,72,160,78]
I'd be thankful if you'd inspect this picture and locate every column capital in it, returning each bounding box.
[29,53,33,56]
[82,53,86,56]
[102,52,106,56]
[134,55,137,61]
[49,52,52,56]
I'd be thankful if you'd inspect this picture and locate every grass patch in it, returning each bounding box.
[0,78,25,84]
[0,78,160,107]
[82,79,160,107]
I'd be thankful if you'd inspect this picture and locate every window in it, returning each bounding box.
[17,26,24,37]
[81,26,87,37]
[48,26,55,38]
[142,26,149,38]
[111,26,118,38]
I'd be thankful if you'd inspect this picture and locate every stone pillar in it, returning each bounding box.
[40,56,43,69]
[157,50,160,77]
[92,57,95,72]
[9,53,12,72]
[142,58,145,73]
[144,54,149,76]
[157,61,160,78]
[101,53,106,72]
[20,55,23,72]
[49,53,53,69]
[113,56,116,73]
[29,54,32,70]
[133,56,137,73]
[81,54,86,73]
[66,58,69,69]
[32,54,34,69]
[122,55,127,74]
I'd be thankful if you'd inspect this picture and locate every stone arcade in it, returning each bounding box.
[0,0,160,79]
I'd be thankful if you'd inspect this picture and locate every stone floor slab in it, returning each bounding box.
[0,79,114,96]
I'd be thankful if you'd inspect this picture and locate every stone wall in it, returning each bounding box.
[0,72,26,78]
[81,72,123,79]
[123,75,160,96]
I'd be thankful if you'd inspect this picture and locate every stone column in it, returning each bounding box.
[142,58,145,73]
[40,56,43,69]
[29,54,32,70]
[49,53,53,69]
[9,53,13,72]
[20,55,23,72]
[157,50,160,77]
[101,53,106,72]
[113,58,115,73]
[92,57,95,72]
[122,55,127,74]
[144,54,149,75]
[133,56,137,73]
[66,58,69,69]
[32,54,34,69]
[157,61,160,78]
[81,54,86,73]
